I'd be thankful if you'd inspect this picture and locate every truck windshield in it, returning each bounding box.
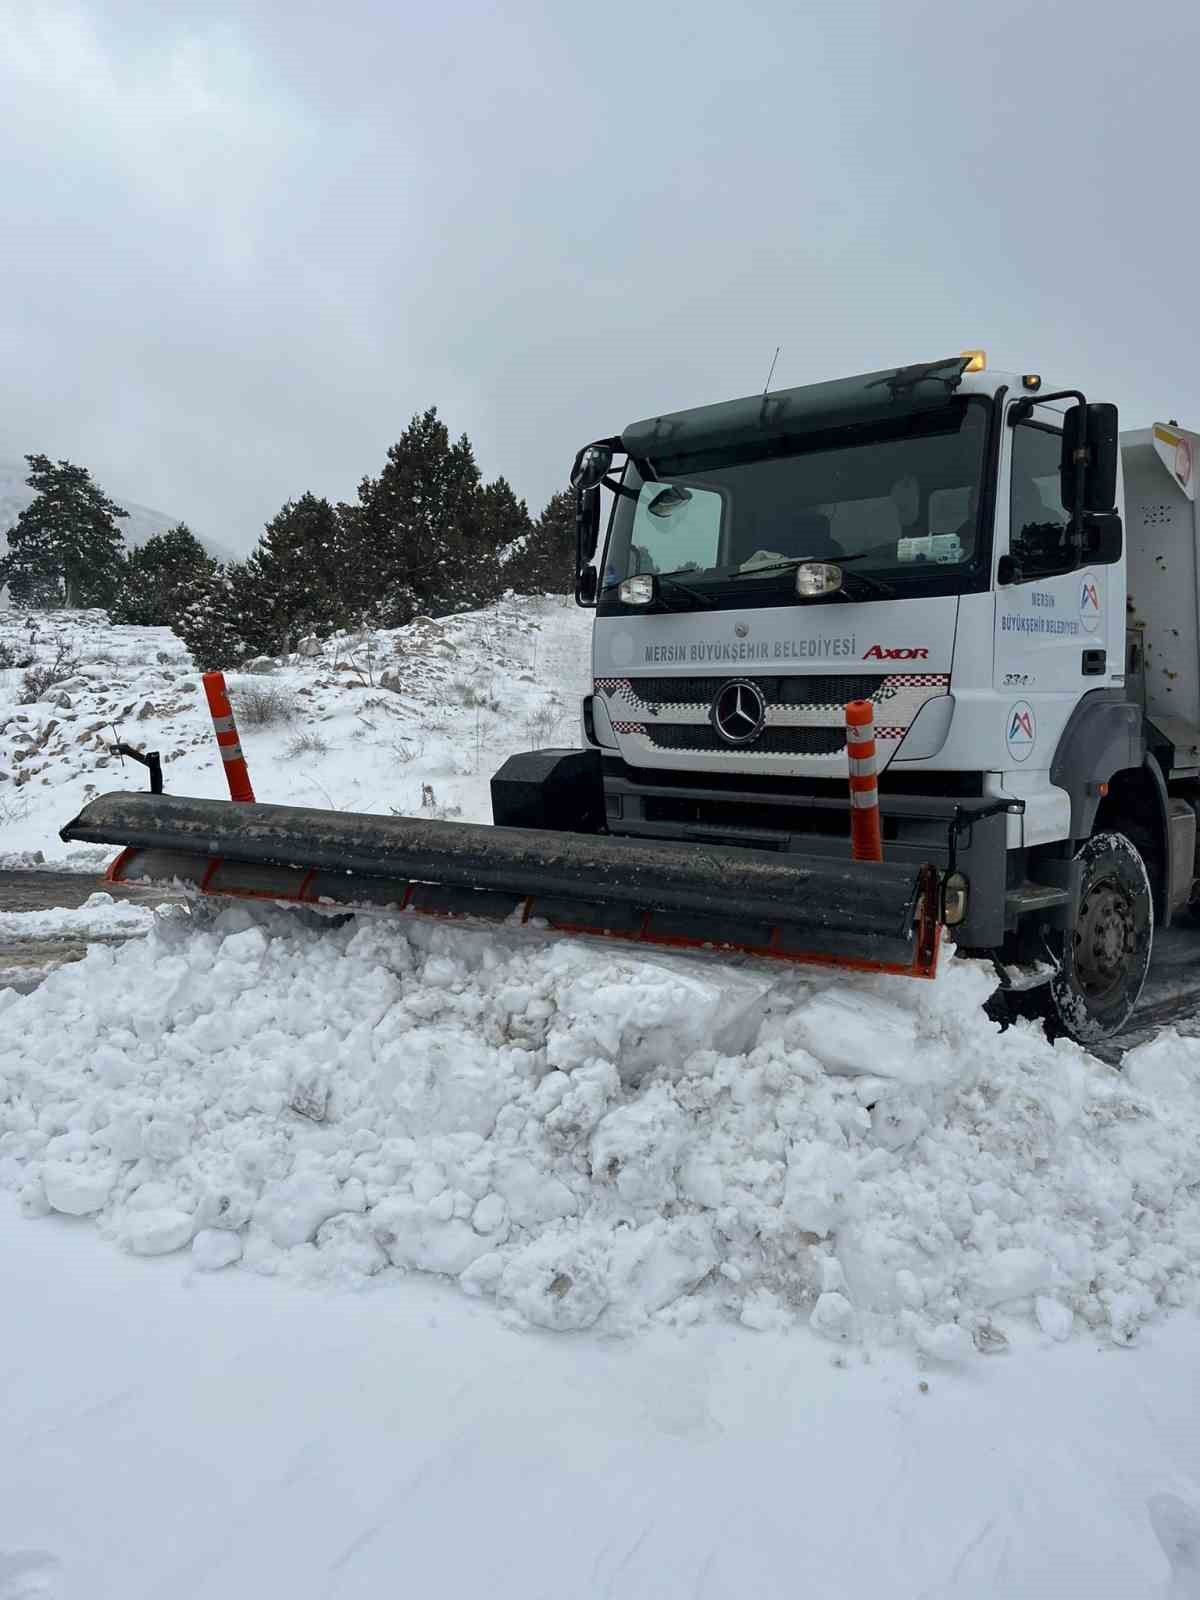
[600,397,991,603]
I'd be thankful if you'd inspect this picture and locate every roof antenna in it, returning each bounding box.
[762,345,781,395]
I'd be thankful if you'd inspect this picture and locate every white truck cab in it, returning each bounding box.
[571,354,1200,1041]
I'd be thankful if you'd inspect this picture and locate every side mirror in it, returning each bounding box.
[1061,402,1119,516]
[575,564,598,606]
[1084,403,1119,513]
[570,443,613,493]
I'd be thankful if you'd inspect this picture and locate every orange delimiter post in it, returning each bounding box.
[202,672,256,803]
[845,699,883,863]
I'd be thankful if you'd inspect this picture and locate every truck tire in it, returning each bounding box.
[1047,831,1153,1044]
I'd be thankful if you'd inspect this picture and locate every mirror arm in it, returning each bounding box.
[1007,389,1088,426]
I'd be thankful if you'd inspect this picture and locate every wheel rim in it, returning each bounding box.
[1073,875,1137,1001]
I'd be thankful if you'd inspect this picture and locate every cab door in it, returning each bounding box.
[994,401,1109,769]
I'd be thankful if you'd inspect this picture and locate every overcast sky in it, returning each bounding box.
[3,0,1198,550]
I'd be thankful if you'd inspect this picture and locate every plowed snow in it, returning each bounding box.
[3,899,1199,1352]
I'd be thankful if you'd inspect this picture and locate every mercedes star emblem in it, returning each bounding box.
[711,679,766,745]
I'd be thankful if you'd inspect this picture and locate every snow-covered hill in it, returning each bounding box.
[0,457,231,561]
[0,594,586,860]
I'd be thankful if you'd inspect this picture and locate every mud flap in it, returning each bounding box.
[62,792,943,979]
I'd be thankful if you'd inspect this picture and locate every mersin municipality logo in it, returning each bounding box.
[1006,700,1036,762]
[1079,572,1102,633]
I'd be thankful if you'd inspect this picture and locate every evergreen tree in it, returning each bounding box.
[247,493,349,647]
[471,476,532,605]
[109,523,216,626]
[1,454,128,608]
[343,408,496,624]
[505,488,575,593]
[171,560,277,672]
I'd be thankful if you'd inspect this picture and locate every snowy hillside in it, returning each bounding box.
[0,594,587,862]
[3,595,1200,1596]
[0,457,230,560]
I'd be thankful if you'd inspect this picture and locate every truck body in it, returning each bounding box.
[568,356,1200,1039]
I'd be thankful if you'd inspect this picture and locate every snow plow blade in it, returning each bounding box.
[60,791,942,978]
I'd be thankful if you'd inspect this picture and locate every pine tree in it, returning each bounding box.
[171,560,276,672]
[1,455,129,608]
[505,489,575,593]
[343,408,497,624]
[248,493,349,648]
[470,476,532,606]
[109,523,216,626]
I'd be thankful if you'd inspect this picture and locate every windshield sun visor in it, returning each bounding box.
[620,356,974,459]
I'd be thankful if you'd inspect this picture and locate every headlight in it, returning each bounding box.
[794,562,843,598]
[619,574,655,606]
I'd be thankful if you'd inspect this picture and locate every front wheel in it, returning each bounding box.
[1047,831,1154,1045]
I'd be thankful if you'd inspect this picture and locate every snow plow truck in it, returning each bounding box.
[61,353,1200,1044]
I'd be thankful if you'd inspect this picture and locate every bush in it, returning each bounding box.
[230,683,299,727]
[451,674,500,712]
[17,642,80,704]
[0,640,35,671]
[231,683,299,727]
[285,730,330,759]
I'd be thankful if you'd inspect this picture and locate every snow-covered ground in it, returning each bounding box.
[3,596,1200,1596]
[0,594,587,864]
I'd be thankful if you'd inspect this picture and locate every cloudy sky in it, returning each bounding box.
[3,0,1198,550]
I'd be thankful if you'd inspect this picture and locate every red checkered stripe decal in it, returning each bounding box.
[595,675,948,714]
[611,722,911,741]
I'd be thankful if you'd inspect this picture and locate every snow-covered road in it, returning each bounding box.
[4,1208,1198,1600]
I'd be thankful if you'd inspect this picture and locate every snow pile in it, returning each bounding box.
[0,891,154,942]
[0,595,588,860]
[3,903,1200,1353]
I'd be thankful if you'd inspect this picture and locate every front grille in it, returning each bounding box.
[602,755,986,799]
[619,674,882,708]
[643,724,846,756]
[643,794,879,838]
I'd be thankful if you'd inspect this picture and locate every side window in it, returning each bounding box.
[1010,421,1071,574]
[626,482,723,577]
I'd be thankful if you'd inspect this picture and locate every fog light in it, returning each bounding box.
[794,562,843,598]
[619,574,655,605]
[943,870,969,926]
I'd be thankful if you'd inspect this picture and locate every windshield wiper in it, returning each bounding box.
[654,571,715,608]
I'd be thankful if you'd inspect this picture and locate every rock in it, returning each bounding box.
[296,635,321,657]
[136,700,156,720]
[379,667,404,692]
[246,656,277,674]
